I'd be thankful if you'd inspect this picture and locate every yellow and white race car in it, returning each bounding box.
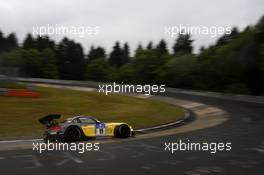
[39,114,135,142]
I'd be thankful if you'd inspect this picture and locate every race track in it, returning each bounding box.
[0,89,264,175]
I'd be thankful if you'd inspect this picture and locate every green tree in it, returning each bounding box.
[0,49,23,67]
[0,32,18,53]
[86,58,112,81]
[122,42,130,64]
[87,46,106,62]
[5,33,18,51]
[23,34,35,49]
[56,37,85,80]
[135,43,143,57]
[20,49,42,77]
[147,41,153,50]
[0,31,4,53]
[39,49,59,79]
[156,39,168,56]
[132,49,168,84]
[173,34,193,55]
[162,54,196,88]
[35,36,55,51]
[109,42,124,66]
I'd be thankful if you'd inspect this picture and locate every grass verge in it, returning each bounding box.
[0,86,185,138]
[0,81,26,89]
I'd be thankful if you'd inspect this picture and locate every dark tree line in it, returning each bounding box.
[0,15,264,95]
[0,32,18,52]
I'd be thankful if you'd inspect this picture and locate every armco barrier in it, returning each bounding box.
[0,88,7,96]
[16,77,264,104]
[166,88,264,104]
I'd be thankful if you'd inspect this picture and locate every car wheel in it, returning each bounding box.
[64,127,81,142]
[115,124,131,138]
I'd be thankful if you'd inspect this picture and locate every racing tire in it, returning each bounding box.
[64,127,82,142]
[114,124,131,138]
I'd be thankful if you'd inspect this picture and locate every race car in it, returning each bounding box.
[38,114,134,142]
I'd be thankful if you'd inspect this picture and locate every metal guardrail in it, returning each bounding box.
[16,77,264,104]
[0,88,7,96]
[166,88,264,104]
[16,77,100,88]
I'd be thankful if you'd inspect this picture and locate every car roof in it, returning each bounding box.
[64,116,100,123]
[71,115,101,121]
[72,115,93,119]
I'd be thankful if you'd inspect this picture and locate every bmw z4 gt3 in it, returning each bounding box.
[39,114,135,142]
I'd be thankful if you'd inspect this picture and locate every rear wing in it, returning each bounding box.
[38,114,61,127]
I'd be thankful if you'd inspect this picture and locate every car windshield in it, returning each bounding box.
[79,117,97,124]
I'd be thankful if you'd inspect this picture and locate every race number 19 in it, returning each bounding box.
[96,123,106,136]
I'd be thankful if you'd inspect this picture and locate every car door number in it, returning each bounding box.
[96,123,106,136]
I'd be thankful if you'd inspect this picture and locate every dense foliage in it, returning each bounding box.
[0,15,263,95]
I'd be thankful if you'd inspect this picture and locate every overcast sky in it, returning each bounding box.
[0,0,264,54]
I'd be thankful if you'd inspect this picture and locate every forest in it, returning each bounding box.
[0,15,263,95]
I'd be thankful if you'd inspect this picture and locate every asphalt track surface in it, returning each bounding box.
[0,91,264,175]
